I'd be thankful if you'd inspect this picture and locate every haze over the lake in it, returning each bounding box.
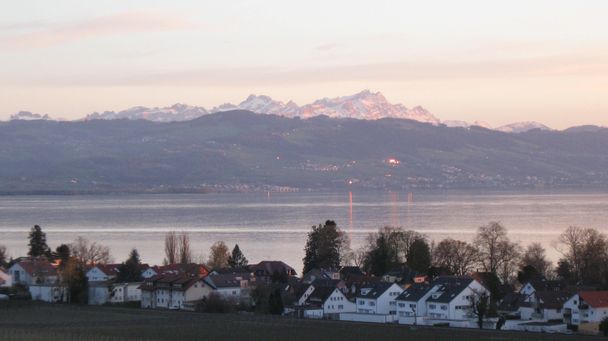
[2,1,608,128]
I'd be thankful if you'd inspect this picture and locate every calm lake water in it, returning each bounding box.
[1,190,607,272]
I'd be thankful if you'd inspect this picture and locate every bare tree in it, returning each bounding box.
[178,232,192,264]
[433,238,479,276]
[208,241,230,269]
[558,227,608,285]
[470,289,490,329]
[496,240,522,283]
[474,222,510,273]
[69,236,112,265]
[164,231,179,265]
[520,242,552,276]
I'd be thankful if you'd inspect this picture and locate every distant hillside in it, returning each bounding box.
[1,110,607,194]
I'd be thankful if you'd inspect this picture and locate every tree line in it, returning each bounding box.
[302,220,608,289]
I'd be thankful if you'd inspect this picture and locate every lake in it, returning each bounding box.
[1,190,607,272]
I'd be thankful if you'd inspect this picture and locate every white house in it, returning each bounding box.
[29,284,68,303]
[518,290,571,321]
[424,277,488,322]
[88,281,142,305]
[396,282,435,325]
[563,291,608,326]
[301,286,356,319]
[0,266,12,287]
[8,259,58,286]
[140,274,211,310]
[355,282,403,315]
[86,264,120,282]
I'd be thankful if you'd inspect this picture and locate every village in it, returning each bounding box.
[2,222,608,337]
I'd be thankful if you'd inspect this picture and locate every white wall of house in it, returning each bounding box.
[323,288,356,315]
[8,264,34,286]
[0,270,12,287]
[396,287,438,325]
[429,280,487,321]
[520,283,535,296]
[141,268,157,279]
[356,283,402,315]
[340,312,396,323]
[519,307,535,320]
[304,309,324,319]
[86,267,114,282]
[29,285,67,303]
[141,290,154,308]
[88,285,111,305]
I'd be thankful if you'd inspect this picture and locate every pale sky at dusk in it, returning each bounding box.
[1,1,607,128]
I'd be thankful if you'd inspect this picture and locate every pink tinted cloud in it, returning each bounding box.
[1,11,196,48]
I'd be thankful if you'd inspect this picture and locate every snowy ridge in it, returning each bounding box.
[496,121,551,133]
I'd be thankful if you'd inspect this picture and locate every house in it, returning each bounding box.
[86,264,121,282]
[203,273,252,303]
[0,266,12,287]
[29,283,68,303]
[395,282,435,324]
[520,279,567,296]
[140,274,211,310]
[497,292,526,318]
[297,278,347,306]
[8,258,58,286]
[88,281,143,305]
[563,291,608,326]
[302,268,340,284]
[520,290,571,320]
[142,263,210,279]
[248,261,297,282]
[302,287,356,319]
[424,276,488,322]
[355,282,403,315]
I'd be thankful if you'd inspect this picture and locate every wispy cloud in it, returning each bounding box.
[315,43,339,51]
[0,11,197,49]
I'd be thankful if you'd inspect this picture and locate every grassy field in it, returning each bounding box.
[0,301,599,341]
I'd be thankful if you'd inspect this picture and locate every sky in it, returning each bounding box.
[1,0,607,128]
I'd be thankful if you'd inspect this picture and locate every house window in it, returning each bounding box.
[358,301,364,305]
[338,305,343,309]
[398,303,405,308]
[369,301,375,306]
[441,305,447,311]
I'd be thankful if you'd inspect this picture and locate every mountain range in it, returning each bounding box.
[7,90,559,133]
[1,110,607,194]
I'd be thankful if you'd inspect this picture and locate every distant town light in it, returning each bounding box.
[387,158,400,165]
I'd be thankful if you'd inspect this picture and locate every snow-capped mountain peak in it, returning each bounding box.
[496,121,551,133]
[86,104,208,122]
[10,111,51,121]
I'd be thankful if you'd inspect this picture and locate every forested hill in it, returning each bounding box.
[1,110,608,194]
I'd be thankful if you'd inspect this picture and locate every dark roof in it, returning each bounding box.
[526,279,567,292]
[384,266,418,282]
[396,283,434,302]
[356,282,395,299]
[213,267,252,275]
[579,291,608,308]
[12,259,57,277]
[204,274,248,289]
[152,263,210,277]
[139,274,202,291]
[497,292,526,312]
[311,278,342,289]
[339,266,365,277]
[307,287,338,305]
[535,290,573,309]
[426,276,474,304]
[95,264,121,276]
[248,261,297,276]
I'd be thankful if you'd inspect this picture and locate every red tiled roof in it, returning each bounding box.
[95,264,121,276]
[580,291,608,308]
[152,263,210,277]
[14,259,57,277]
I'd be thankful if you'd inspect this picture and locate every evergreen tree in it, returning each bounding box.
[363,232,396,276]
[406,238,431,273]
[28,225,50,258]
[117,249,143,282]
[0,245,7,267]
[302,220,347,274]
[55,244,71,268]
[227,244,248,268]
